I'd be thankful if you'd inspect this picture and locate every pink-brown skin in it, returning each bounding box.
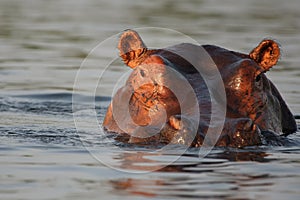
[103,30,297,148]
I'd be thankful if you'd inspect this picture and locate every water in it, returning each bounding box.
[1,0,300,199]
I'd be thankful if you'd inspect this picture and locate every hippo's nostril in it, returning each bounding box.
[243,120,254,131]
[255,74,261,82]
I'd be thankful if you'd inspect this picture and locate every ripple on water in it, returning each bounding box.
[1,91,300,200]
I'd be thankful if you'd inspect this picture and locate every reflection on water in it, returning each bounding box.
[1,0,300,199]
[108,147,300,199]
[100,147,300,199]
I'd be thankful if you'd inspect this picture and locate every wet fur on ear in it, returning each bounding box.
[118,29,147,68]
[250,39,281,72]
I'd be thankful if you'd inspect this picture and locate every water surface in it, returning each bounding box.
[1,0,300,199]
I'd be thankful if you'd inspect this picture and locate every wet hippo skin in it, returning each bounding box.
[103,30,297,148]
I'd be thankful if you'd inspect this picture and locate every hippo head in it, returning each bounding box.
[103,30,297,147]
[204,40,296,136]
[210,41,282,132]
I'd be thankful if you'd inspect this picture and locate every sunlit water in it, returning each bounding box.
[1,0,300,199]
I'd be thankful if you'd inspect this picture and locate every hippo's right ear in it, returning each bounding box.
[118,30,147,68]
[249,39,281,73]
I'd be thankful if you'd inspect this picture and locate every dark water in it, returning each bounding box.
[1,0,300,199]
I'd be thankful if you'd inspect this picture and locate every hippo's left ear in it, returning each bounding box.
[249,39,281,72]
[118,30,147,68]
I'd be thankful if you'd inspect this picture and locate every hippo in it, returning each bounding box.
[103,30,297,147]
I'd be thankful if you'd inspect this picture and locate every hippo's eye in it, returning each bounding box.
[140,69,145,77]
[255,74,263,89]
